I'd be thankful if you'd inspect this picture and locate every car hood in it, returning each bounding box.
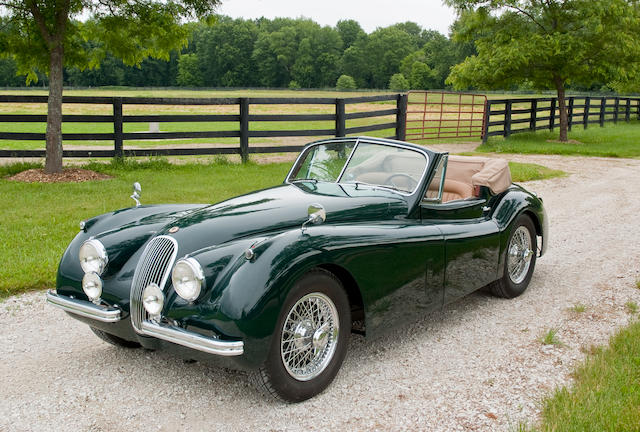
[159,182,409,255]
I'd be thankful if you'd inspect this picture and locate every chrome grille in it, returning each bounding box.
[130,235,178,332]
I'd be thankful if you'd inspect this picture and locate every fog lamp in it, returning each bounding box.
[142,283,164,316]
[82,272,103,303]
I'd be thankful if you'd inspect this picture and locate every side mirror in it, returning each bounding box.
[302,203,326,232]
[131,182,142,207]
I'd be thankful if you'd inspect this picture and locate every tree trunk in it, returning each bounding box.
[553,75,569,142]
[45,42,64,174]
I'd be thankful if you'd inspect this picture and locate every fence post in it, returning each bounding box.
[637,98,640,120]
[529,99,537,131]
[567,97,574,132]
[113,97,123,158]
[239,98,249,163]
[583,97,590,130]
[395,93,408,141]
[335,99,346,137]
[600,98,606,127]
[504,100,512,138]
[613,97,619,123]
[549,98,556,131]
[482,100,490,144]
[625,98,631,122]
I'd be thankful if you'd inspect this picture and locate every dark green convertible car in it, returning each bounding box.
[47,137,547,402]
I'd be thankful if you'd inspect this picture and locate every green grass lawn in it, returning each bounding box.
[533,318,640,432]
[0,159,290,298]
[478,121,640,158]
[0,158,563,298]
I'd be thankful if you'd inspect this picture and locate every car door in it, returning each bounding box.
[420,155,501,305]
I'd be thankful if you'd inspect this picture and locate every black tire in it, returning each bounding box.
[90,327,141,348]
[490,214,538,299]
[250,269,351,402]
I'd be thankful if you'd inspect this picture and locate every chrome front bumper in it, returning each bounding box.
[46,290,121,322]
[46,290,244,356]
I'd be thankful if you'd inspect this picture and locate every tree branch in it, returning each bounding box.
[25,0,52,45]
[0,2,29,12]
[507,4,550,33]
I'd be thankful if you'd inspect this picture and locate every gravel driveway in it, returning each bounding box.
[2,154,639,432]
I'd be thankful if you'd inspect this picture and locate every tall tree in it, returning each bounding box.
[0,1,220,173]
[445,0,640,142]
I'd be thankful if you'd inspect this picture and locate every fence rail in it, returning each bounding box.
[0,94,407,161]
[482,96,640,143]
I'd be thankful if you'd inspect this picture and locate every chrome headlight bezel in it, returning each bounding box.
[79,239,108,275]
[171,257,205,302]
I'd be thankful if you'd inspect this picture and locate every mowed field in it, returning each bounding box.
[0,88,401,151]
[0,88,555,152]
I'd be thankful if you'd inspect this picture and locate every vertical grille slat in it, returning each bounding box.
[130,235,178,332]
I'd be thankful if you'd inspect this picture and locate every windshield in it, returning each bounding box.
[289,140,428,194]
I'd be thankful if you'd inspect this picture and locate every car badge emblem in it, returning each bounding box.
[168,226,179,234]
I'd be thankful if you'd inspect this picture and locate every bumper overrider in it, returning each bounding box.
[46,290,244,357]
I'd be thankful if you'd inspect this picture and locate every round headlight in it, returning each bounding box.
[142,283,164,316]
[171,258,205,302]
[82,272,103,302]
[79,239,108,275]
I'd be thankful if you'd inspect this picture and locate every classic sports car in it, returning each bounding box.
[47,136,547,402]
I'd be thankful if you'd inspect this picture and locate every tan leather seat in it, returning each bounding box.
[441,179,474,202]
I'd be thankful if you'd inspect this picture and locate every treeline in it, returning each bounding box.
[0,17,474,90]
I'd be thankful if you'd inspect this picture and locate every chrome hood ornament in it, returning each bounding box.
[131,182,142,207]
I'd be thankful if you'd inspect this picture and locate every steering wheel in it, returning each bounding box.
[383,173,418,191]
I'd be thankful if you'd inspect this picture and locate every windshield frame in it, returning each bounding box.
[285,138,431,197]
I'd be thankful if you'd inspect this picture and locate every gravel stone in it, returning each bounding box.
[1,154,639,431]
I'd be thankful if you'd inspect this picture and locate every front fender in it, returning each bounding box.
[173,221,443,367]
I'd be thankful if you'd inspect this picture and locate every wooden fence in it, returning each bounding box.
[0,94,408,161]
[482,96,640,143]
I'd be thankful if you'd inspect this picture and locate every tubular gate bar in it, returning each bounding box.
[482,96,640,143]
[405,91,487,141]
[0,94,409,161]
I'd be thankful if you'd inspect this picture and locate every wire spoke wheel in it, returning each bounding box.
[280,292,339,381]
[507,225,533,284]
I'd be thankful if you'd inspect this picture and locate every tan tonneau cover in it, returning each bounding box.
[447,155,512,195]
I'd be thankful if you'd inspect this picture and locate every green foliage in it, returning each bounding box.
[400,30,470,90]
[336,19,365,49]
[570,304,587,314]
[365,26,419,88]
[625,301,638,314]
[0,1,220,81]
[446,0,640,92]
[177,53,204,87]
[540,328,562,346]
[336,74,357,90]
[388,73,410,91]
[288,80,301,90]
[538,320,640,431]
[193,17,259,87]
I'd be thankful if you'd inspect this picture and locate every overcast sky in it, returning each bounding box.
[217,0,458,35]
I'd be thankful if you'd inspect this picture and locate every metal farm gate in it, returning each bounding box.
[405,91,487,141]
